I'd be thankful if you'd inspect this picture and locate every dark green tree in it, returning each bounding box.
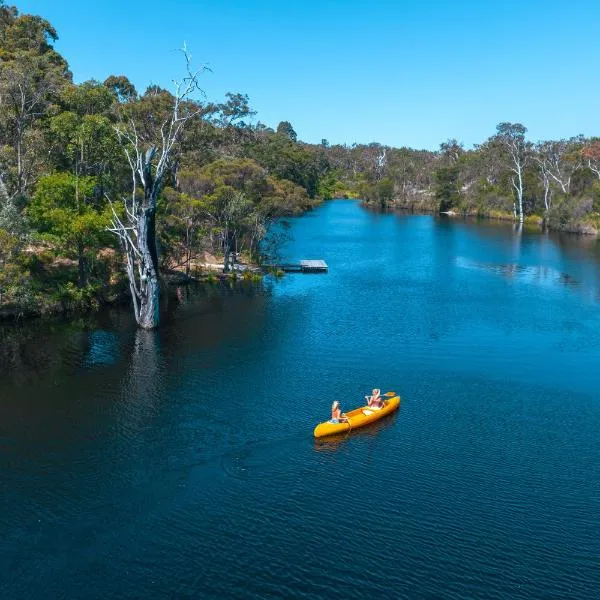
[276,120,297,142]
[434,165,460,213]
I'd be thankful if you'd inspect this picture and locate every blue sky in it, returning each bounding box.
[16,0,600,150]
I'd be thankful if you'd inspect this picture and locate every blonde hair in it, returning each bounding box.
[372,388,380,395]
[332,400,340,410]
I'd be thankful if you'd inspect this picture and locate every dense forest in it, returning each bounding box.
[1,3,599,323]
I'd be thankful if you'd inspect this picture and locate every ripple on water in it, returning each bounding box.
[220,435,313,481]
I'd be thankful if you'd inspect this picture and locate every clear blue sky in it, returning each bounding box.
[16,0,600,150]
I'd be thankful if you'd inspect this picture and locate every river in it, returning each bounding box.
[1,200,599,599]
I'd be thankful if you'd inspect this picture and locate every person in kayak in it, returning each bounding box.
[366,388,384,409]
[330,401,348,423]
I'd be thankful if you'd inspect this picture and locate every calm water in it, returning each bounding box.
[1,200,600,599]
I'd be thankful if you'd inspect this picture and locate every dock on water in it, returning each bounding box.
[300,260,328,272]
[267,259,328,273]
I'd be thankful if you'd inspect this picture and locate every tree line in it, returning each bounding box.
[1,3,599,326]
[333,126,600,233]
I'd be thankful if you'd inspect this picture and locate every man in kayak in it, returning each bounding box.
[366,388,384,409]
[330,401,348,423]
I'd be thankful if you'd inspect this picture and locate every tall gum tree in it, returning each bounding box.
[108,50,205,329]
[534,138,583,216]
[0,7,70,199]
[494,122,531,224]
[581,140,600,180]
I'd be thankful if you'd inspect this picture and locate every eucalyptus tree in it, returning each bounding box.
[439,138,464,164]
[108,50,206,329]
[38,81,119,286]
[203,188,255,272]
[581,140,600,179]
[0,6,70,199]
[434,140,464,212]
[178,92,251,165]
[29,172,109,287]
[103,75,137,104]
[276,121,297,142]
[534,138,583,215]
[494,122,531,224]
[50,81,119,183]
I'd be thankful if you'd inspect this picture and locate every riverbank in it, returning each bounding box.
[0,251,265,322]
[3,199,599,323]
[366,197,600,236]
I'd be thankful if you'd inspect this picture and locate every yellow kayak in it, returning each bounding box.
[313,395,400,438]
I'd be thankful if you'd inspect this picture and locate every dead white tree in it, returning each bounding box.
[375,147,387,180]
[108,48,206,329]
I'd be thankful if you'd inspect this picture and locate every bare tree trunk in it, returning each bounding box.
[511,164,525,224]
[108,48,206,329]
[137,205,160,328]
[496,123,529,226]
[542,173,552,218]
[587,159,600,180]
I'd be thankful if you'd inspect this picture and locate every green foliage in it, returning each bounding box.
[316,168,339,199]
[377,178,394,204]
[29,172,107,243]
[591,182,600,213]
[53,281,100,311]
[103,74,137,103]
[358,176,394,207]
[245,133,327,198]
[434,166,460,212]
[61,80,115,115]
[29,172,110,286]
[276,121,297,142]
[180,158,312,216]
[0,226,18,262]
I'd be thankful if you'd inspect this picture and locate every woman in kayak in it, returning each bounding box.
[366,388,384,408]
[330,401,348,423]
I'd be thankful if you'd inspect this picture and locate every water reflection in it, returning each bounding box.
[455,257,582,290]
[84,330,120,366]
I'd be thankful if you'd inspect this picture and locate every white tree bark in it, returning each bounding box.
[510,150,525,225]
[108,48,205,329]
[495,124,530,225]
[586,158,600,180]
[535,139,581,198]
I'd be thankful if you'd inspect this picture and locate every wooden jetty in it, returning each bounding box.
[300,260,328,272]
[267,259,328,273]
